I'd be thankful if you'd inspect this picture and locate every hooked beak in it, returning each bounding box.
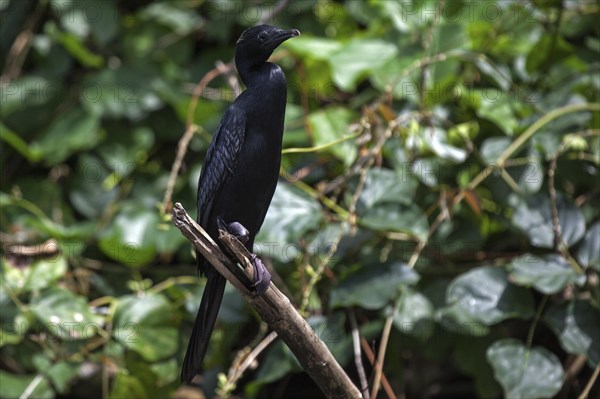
[266,28,301,48]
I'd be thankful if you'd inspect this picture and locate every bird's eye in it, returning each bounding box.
[258,32,269,42]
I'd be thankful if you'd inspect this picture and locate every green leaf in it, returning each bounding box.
[98,126,154,166]
[307,107,357,166]
[435,303,490,337]
[471,89,518,135]
[446,266,534,325]
[109,370,147,399]
[283,36,342,59]
[33,107,100,163]
[47,361,80,394]
[509,254,583,294]
[526,34,573,73]
[577,222,600,271]
[487,339,564,399]
[69,154,119,219]
[512,193,586,249]
[473,56,512,91]
[0,77,55,116]
[0,371,53,399]
[356,167,418,210]
[330,262,419,309]
[392,287,434,340]
[251,341,299,388]
[113,294,178,362]
[2,255,67,294]
[30,287,101,339]
[98,204,159,267]
[328,39,398,91]
[360,203,428,241]
[81,67,163,119]
[544,300,600,366]
[140,2,204,35]
[256,182,322,261]
[480,137,511,164]
[149,359,179,388]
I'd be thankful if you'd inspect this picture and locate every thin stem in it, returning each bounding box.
[406,102,600,271]
[578,364,600,399]
[148,276,200,294]
[349,310,370,399]
[282,131,361,155]
[371,308,395,399]
[19,374,44,399]
[526,296,548,350]
[289,178,350,221]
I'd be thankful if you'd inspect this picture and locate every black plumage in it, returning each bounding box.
[181,25,300,384]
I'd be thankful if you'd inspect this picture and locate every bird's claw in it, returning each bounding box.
[250,254,271,295]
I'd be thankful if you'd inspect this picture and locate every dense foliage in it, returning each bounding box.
[1,1,599,398]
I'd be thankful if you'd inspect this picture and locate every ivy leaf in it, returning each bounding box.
[98,204,158,267]
[509,254,583,294]
[577,222,600,271]
[544,300,600,366]
[330,263,419,309]
[445,266,534,325]
[487,339,564,399]
[512,193,585,249]
[356,167,418,210]
[392,288,435,340]
[113,294,178,362]
[256,182,322,261]
[360,203,428,241]
[328,39,397,91]
[30,288,102,339]
[0,371,53,399]
[2,256,67,294]
[307,107,357,166]
[33,107,100,163]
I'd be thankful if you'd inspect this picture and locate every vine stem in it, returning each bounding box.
[525,296,549,363]
[578,364,600,399]
[370,308,395,399]
[407,102,600,269]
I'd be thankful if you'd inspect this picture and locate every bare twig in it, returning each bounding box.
[360,337,398,399]
[161,124,198,215]
[406,103,600,269]
[226,330,279,389]
[548,143,564,251]
[161,62,237,214]
[371,307,395,399]
[578,364,600,399]
[19,374,44,399]
[171,203,361,399]
[349,310,370,399]
[1,1,41,82]
[2,238,59,257]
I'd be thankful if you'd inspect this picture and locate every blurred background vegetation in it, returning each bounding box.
[1,0,599,398]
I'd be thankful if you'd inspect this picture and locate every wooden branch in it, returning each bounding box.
[171,203,362,399]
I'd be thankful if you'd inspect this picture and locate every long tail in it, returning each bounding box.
[181,271,226,383]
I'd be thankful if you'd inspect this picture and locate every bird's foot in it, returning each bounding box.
[217,217,249,243]
[250,254,271,295]
[217,217,270,294]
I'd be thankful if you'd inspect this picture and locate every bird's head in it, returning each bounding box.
[235,25,300,69]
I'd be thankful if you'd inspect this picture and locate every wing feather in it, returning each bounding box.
[196,106,246,273]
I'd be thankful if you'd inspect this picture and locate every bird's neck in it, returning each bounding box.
[238,62,286,93]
